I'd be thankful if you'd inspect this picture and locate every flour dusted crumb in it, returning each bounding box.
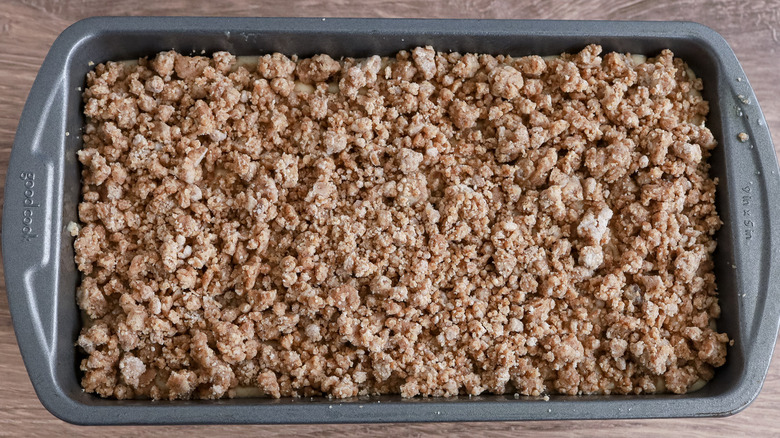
[67,221,81,237]
[75,45,727,400]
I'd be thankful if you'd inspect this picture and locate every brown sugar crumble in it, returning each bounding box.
[75,45,728,400]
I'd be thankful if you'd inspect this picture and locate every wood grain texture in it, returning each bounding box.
[1,0,779,436]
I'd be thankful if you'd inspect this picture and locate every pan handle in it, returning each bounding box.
[706,20,780,414]
[2,68,70,395]
[721,76,780,346]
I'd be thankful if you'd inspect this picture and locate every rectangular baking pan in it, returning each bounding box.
[3,17,780,425]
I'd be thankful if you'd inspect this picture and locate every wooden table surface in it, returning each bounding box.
[1,0,779,436]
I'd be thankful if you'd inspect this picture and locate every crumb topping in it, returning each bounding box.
[75,45,727,400]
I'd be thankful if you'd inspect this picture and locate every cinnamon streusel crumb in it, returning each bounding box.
[75,45,727,400]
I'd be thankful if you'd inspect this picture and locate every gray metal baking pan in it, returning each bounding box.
[2,17,779,425]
